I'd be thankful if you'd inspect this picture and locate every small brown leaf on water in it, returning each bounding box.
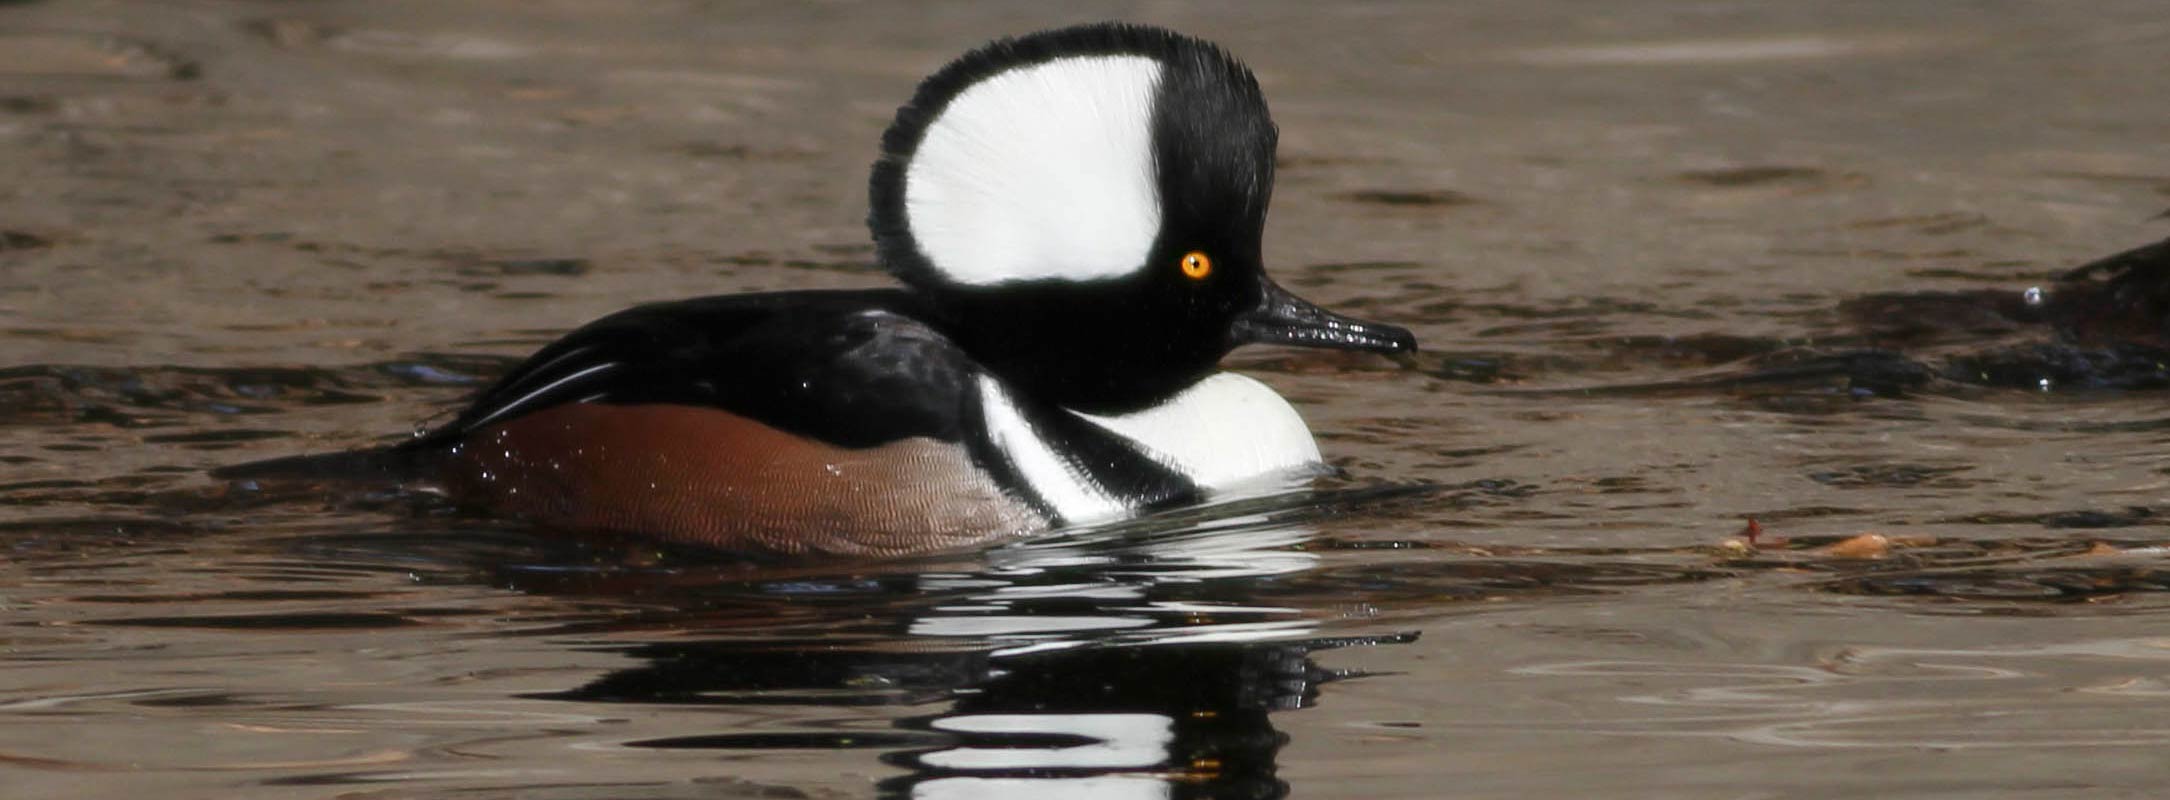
[1738,517,1763,541]
[2084,541,2122,556]
[1821,533,1890,560]
[1710,517,1787,559]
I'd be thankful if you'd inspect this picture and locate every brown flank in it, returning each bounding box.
[442,403,1046,556]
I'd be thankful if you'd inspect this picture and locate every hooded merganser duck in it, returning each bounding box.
[216,23,1416,556]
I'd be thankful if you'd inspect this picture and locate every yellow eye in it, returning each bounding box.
[1179,251,1212,280]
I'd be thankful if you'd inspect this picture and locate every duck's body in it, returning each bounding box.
[420,290,1325,555]
[217,23,1415,557]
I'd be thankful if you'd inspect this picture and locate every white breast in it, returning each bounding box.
[975,372,1324,527]
[1074,372,1324,491]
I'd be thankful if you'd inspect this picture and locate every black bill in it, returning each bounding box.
[1230,279,1417,354]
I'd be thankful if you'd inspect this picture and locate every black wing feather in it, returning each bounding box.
[410,289,974,451]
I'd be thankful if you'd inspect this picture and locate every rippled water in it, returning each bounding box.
[6,2,2170,797]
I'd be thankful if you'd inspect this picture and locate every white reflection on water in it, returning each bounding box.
[914,774,1171,800]
[909,522,1323,651]
[921,713,1175,769]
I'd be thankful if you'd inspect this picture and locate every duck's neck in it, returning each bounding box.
[928,288,1228,414]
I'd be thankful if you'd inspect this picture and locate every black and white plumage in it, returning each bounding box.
[216,23,1417,557]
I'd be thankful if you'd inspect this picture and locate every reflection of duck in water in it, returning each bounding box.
[214,23,1413,557]
[515,514,1414,799]
[550,633,1402,800]
[880,635,1407,799]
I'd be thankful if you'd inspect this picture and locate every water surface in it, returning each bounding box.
[6,1,2170,797]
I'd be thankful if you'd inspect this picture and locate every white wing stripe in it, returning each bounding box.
[490,345,595,397]
[977,376,1129,525]
[465,362,618,430]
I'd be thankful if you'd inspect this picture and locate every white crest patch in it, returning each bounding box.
[977,376,1131,525]
[1074,372,1323,491]
[905,56,1162,286]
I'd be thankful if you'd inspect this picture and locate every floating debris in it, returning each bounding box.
[1820,532,1892,560]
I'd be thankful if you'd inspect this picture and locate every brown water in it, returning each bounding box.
[7,2,2170,797]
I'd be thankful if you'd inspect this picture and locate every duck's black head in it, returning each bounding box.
[869,23,1415,413]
